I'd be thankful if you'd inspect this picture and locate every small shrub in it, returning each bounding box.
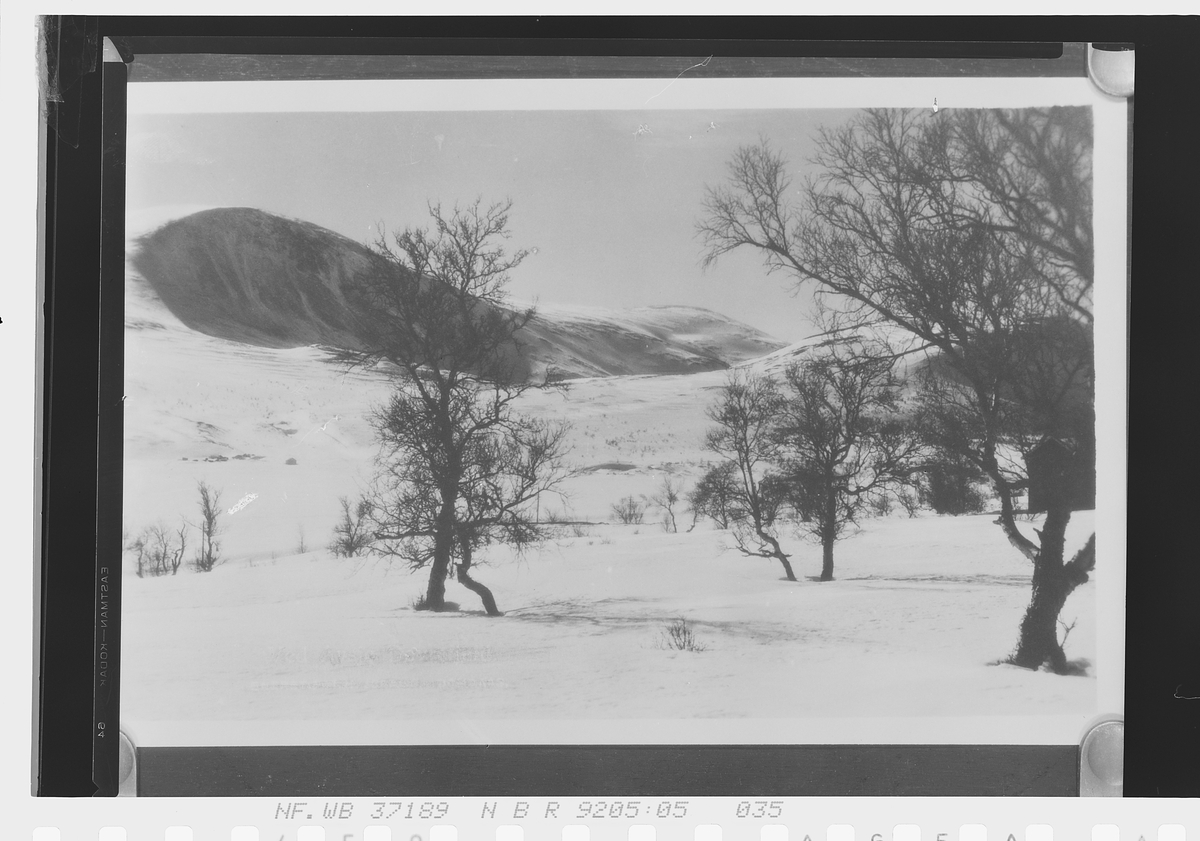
[1058,617,1077,650]
[658,618,707,652]
[648,475,684,533]
[611,495,646,525]
[193,481,223,572]
[867,492,893,518]
[570,522,591,538]
[330,496,373,557]
[688,462,740,529]
[897,489,922,518]
[128,522,187,577]
[285,457,298,466]
[127,532,148,578]
[412,592,459,612]
[922,465,987,515]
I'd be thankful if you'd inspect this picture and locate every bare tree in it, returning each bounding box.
[330,495,373,557]
[703,371,796,581]
[341,198,571,615]
[649,475,684,533]
[774,349,925,581]
[611,495,646,525]
[897,488,922,518]
[449,412,571,614]
[131,520,188,577]
[930,108,1094,321]
[688,461,741,530]
[169,521,187,574]
[193,482,223,572]
[128,530,149,578]
[699,108,1095,672]
[921,461,988,516]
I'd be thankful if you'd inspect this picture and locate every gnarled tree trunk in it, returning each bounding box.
[820,534,835,582]
[819,491,837,581]
[424,497,457,610]
[457,543,502,616]
[777,552,798,582]
[755,527,797,581]
[424,551,452,610]
[1010,506,1096,673]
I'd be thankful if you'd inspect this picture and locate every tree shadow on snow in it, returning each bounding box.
[410,600,461,613]
[843,573,1029,587]
[501,598,818,646]
[989,656,1093,677]
[1059,657,1092,676]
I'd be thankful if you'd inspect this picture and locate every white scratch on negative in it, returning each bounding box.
[228,492,259,516]
[299,414,340,442]
[644,56,713,107]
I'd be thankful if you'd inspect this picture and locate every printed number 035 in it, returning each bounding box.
[736,801,782,818]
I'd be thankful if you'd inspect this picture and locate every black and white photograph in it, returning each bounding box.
[118,75,1126,748]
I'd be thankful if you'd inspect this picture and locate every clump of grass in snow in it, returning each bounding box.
[658,618,707,652]
[411,592,459,612]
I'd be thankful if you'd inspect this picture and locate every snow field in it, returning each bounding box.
[120,286,1098,735]
[121,510,1095,725]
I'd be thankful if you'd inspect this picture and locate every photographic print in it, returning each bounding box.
[119,75,1125,748]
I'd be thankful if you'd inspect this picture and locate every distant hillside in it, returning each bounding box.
[130,207,785,379]
[520,303,785,378]
[131,208,382,350]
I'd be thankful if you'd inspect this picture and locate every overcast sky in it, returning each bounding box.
[127,107,859,342]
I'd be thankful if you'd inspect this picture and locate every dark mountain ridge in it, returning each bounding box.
[130,208,786,379]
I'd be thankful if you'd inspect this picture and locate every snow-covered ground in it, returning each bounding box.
[121,273,1102,747]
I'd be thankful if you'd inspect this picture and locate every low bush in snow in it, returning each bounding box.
[657,618,707,652]
[128,522,187,577]
[330,496,373,557]
[611,495,646,525]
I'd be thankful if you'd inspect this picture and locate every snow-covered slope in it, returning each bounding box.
[120,209,1101,747]
[520,302,785,378]
[130,207,785,380]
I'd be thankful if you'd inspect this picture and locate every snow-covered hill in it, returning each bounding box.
[129,207,785,380]
[120,208,1102,748]
[521,302,786,378]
